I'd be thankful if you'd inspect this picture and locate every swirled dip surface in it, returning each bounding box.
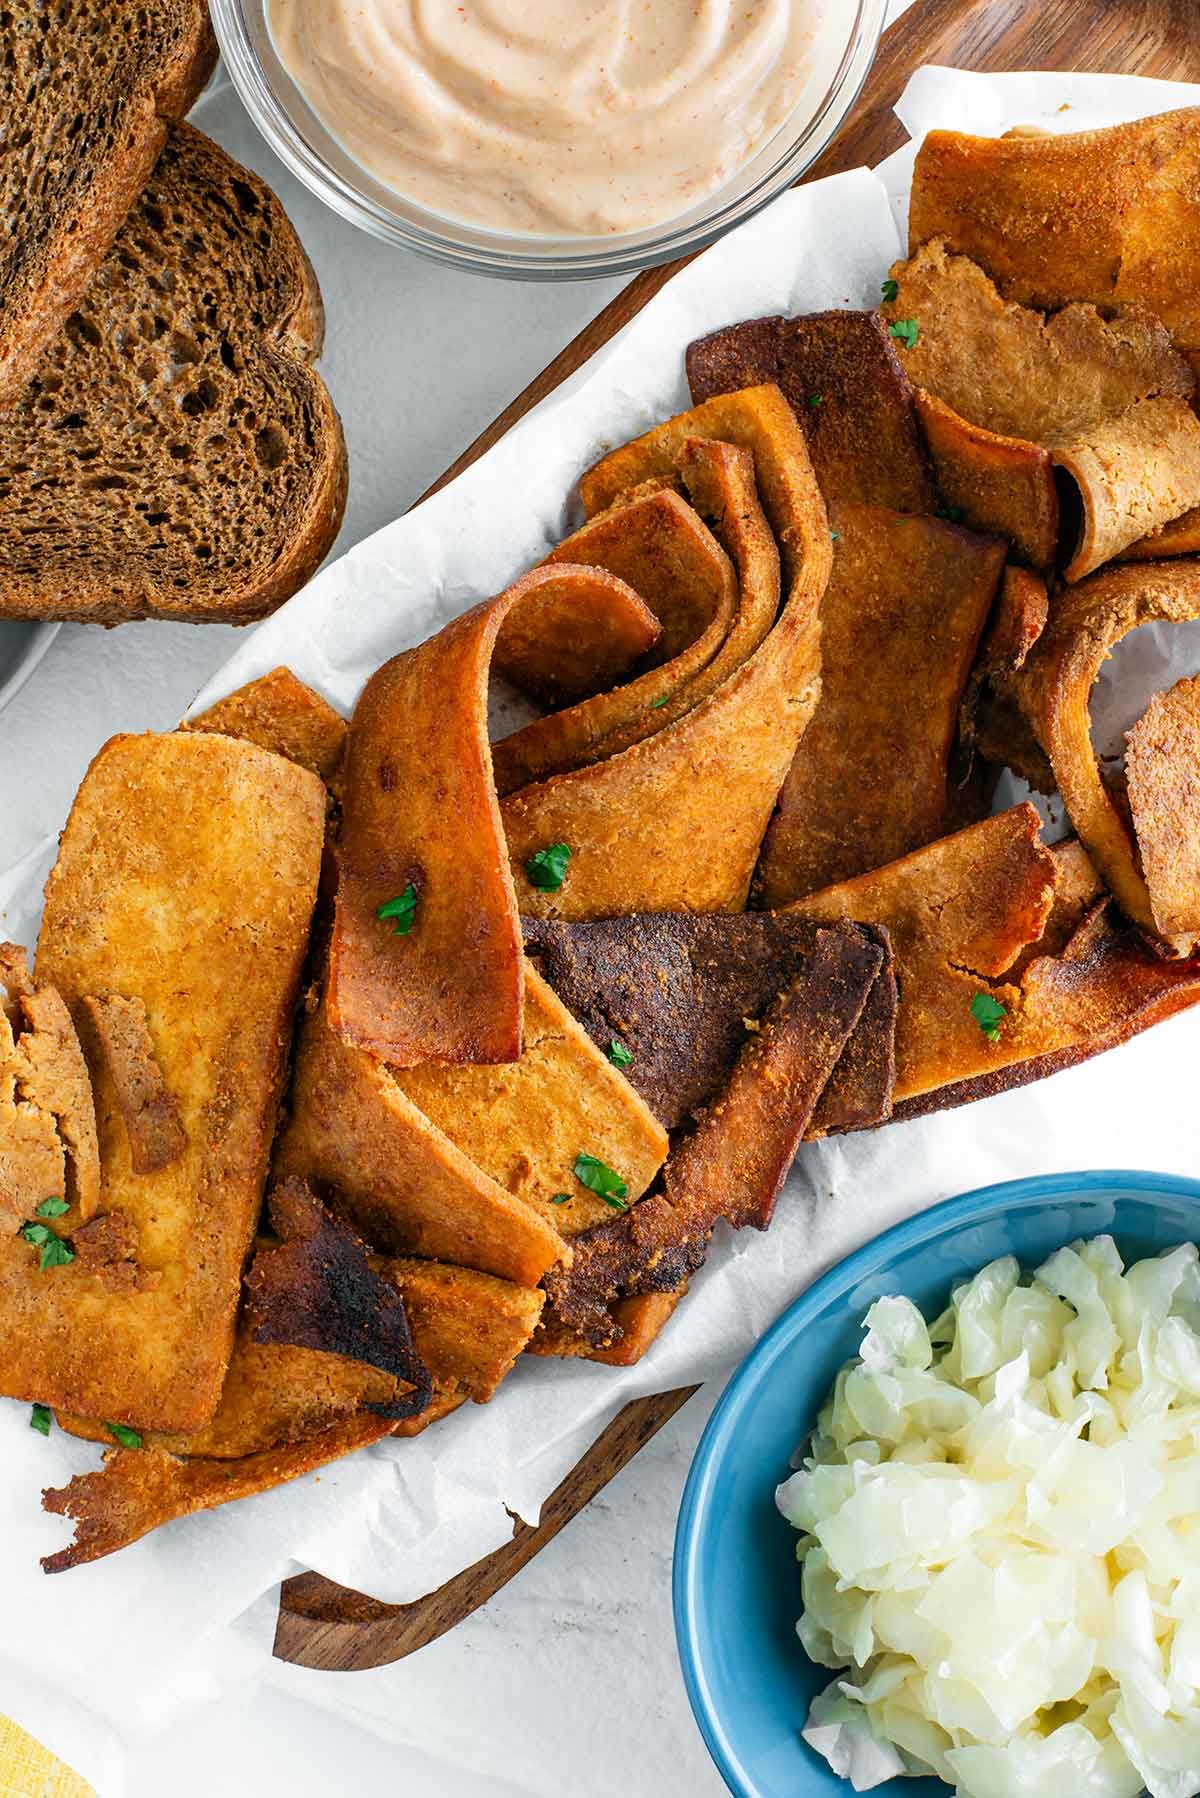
[267,0,851,236]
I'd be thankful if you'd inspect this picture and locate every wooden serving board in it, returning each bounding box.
[274,0,1200,1674]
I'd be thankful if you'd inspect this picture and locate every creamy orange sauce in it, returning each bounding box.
[267,0,851,237]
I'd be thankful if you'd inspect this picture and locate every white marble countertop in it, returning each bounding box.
[2,8,913,1794]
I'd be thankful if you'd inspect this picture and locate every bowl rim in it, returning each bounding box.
[0,622,58,718]
[672,1166,1200,1798]
[208,0,888,281]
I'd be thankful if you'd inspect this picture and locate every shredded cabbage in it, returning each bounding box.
[777,1238,1200,1798]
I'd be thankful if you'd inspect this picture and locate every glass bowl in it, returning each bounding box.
[209,0,887,281]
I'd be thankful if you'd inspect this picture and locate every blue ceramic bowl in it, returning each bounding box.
[673,1169,1200,1798]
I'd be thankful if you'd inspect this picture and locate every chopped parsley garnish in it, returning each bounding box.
[20,1222,75,1270]
[526,843,571,892]
[574,1152,629,1210]
[830,530,840,543]
[651,695,670,709]
[888,317,920,350]
[808,393,823,409]
[377,884,418,936]
[35,1197,69,1219]
[881,277,900,303]
[970,991,1007,1043]
[106,1423,143,1450]
[606,1039,633,1069]
[936,504,966,524]
[550,1192,571,1205]
[30,1404,52,1437]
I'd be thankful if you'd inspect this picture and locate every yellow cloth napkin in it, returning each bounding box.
[0,1715,94,1798]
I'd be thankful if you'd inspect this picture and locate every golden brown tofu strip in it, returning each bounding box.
[0,731,325,1434]
[907,113,1200,364]
[391,964,668,1237]
[0,945,99,1228]
[184,666,349,788]
[274,986,564,1288]
[755,502,1004,905]
[59,1254,540,1458]
[42,1415,396,1572]
[78,994,186,1176]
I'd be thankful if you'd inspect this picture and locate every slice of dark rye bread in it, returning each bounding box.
[0,123,347,624]
[0,0,217,404]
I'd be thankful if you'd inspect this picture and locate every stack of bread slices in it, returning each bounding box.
[0,0,346,625]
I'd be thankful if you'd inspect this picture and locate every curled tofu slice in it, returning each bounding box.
[755,502,1005,904]
[543,487,733,667]
[78,994,185,1176]
[0,944,99,1229]
[392,964,668,1236]
[41,1414,396,1573]
[915,390,1059,571]
[273,989,563,1287]
[494,563,661,707]
[523,911,896,1138]
[883,240,1193,444]
[1014,559,1200,953]
[328,561,670,1066]
[496,440,780,792]
[507,385,829,918]
[503,438,784,794]
[1055,395,1200,582]
[542,928,882,1349]
[1126,673,1200,945]
[0,732,326,1434]
[686,309,935,512]
[492,501,737,795]
[888,244,1200,576]
[789,804,1057,1103]
[907,112,1200,363]
[244,1180,432,1423]
[184,666,349,788]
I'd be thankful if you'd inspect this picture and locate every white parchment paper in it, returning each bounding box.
[4,66,1200,1794]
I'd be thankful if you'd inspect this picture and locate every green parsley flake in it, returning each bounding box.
[937,504,966,524]
[888,317,920,350]
[550,1193,571,1205]
[830,530,840,543]
[377,884,418,936]
[606,1039,633,1069]
[20,1222,75,1270]
[30,1404,52,1437]
[651,695,670,709]
[106,1422,143,1450]
[970,991,1007,1043]
[881,278,900,303]
[808,393,823,409]
[35,1197,69,1218]
[526,843,571,892]
[574,1152,629,1210]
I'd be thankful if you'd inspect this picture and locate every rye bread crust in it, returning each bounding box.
[0,0,218,405]
[0,122,347,624]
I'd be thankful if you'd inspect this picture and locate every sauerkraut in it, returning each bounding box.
[776,1237,1200,1798]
